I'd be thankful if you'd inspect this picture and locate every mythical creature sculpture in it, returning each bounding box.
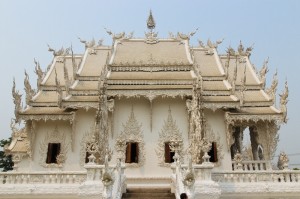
[187,84,205,163]
[12,78,22,122]
[198,40,205,48]
[54,70,63,108]
[47,44,70,56]
[266,71,278,101]
[78,37,96,49]
[277,151,289,170]
[280,80,289,123]
[104,28,125,40]
[70,46,78,80]
[237,41,253,57]
[63,60,70,96]
[177,28,198,40]
[24,71,35,106]
[34,58,44,89]
[260,58,269,89]
[207,38,224,48]
[226,46,236,56]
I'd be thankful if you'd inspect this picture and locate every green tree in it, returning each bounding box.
[0,138,13,172]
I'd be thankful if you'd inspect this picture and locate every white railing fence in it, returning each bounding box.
[212,170,300,183]
[0,171,86,184]
[232,160,272,171]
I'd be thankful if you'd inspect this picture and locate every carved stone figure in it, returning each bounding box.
[277,151,289,170]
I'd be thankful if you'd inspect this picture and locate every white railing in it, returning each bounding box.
[171,161,186,199]
[0,171,86,185]
[111,160,126,199]
[83,158,126,199]
[232,160,271,171]
[212,170,300,183]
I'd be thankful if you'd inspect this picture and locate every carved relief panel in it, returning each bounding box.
[39,126,70,168]
[115,107,145,167]
[156,108,184,167]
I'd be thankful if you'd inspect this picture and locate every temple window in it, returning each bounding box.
[208,142,218,162]
[125,142,139,163]
[46,143,61,164]
[85,152,91,163]
[164,142,175,163]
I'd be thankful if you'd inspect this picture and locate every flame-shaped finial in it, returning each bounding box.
[147,10,156,31]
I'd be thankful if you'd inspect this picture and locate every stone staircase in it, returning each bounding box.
[122,188,176,199]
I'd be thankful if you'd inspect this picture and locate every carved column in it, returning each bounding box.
[255,121,279,161]
[250,126,259,160]
[230,126,243,159]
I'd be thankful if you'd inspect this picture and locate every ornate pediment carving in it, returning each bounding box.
[156,107,184,167]
[115,107,145,167]
[39,126,70,168]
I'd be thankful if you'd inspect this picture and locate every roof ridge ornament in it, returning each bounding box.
[237,40,254,57]
[260,57,269,89]
[145,10,158,44]
[47,44,70,57]
[177,28,198,40]
[147,10,156,32]
[280,80,289,123]
[78,37,96,49]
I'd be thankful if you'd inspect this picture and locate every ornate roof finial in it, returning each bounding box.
[147,10,156,32]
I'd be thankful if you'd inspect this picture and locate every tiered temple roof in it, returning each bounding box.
[11,26,286,128]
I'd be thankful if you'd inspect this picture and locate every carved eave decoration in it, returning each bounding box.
[110,60,192,69]
[108,79,194,86]
[156,108,184,167]
[107,90,192,102]
[39,126,70,168]
[69,90,99,96]
[19,112,75,122]
[225,112,283,125]
[115,107,145,167]
[202,90,233,96]
[203,102,239,112]
[61,102,99,111]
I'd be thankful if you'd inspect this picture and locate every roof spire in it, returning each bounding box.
[147,10,156,32]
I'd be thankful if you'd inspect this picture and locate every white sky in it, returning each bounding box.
[0,0,299,165]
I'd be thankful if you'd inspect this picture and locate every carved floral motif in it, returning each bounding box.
[39,126,70,168]
[156,108,184,167]
[115,107,145,167]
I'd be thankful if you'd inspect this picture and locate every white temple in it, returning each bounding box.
[1,12,299,199]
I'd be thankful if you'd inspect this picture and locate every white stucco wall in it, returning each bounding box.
[18,98,232,173]
[111,97,189,178]
[205,109,232,171]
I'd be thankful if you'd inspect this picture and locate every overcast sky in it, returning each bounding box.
[0,0,299,166]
